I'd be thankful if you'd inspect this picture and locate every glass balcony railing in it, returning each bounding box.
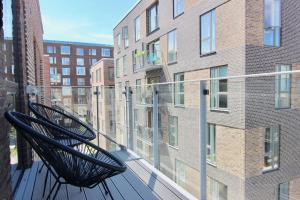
[133,52,163,72]
[34,70,300,200]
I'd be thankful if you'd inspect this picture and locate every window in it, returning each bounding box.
[264,0,281,47]
[200,10,216,55]
[168,116,178,147]
[62,87,72,96]
[116,58,121,78]
[264,127,280,171]
[207,177,228,200]
[47,46,56,54]
[49,57,56,64]
[147,3,159,34]
[211,66,228,110]
[77,58,84,66]
[101,48,111,57]
[147,40,160,64]
[117,33,121,49]
[76,48,84,56]
[78,88,86,96]
[89,48,97,56]
[168,30,177,63]
[49,67,57,75]
[173,0,184,18]
[63,78,71,86]
[76,67,86,76]
[123,26,129,48]
[96,69,100,82]
[77,78,85,86]
[278,182,289,200]
[108,67,114,80]
[89,58,97,65]
[62,57,70,65]
[275,65,291,109]
[174,73,184,106]
[61,46,70,55]
[62,67,70,76]
[175,160,186,187]
[207,124,216,164]
[136,79,142,103]
[123,55,128,76]
[135,16,141,41]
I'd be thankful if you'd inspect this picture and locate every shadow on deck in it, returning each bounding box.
[13,149,196,200]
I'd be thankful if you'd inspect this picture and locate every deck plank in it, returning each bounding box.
[22,162,39,200]
[83,185,105,200]
[14,166,31,200]
[67,185,86,200]
[105,178,125,200]
[110,173,143,200]
[32,163,50,200]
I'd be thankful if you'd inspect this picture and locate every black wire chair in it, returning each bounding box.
[28,101,96,141]
[5,111,127,200]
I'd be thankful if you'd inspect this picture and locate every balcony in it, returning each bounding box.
[133,52,163,73]
[13,70,300,199]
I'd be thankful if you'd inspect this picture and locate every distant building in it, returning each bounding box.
[90,58,115,141]
[43,40,114,120]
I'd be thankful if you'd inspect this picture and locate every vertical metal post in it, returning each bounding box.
[152,85,159,169]
[95,86,100,146]
[199,80,207,200]
[126,86,133,149]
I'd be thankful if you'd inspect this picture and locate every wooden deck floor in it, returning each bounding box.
[14,150,196,200]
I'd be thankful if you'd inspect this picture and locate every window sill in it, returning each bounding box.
[200,51,216,57]
[262,167,279,174]
[264,45,281,48]
[168,144,179,150]
[174,104,185,108]
[168,61,177,66]
[275,107,291,110]
[173,12,184,20]
[147,28,160,36]
[210,109,229,113]
[207,161,217,167]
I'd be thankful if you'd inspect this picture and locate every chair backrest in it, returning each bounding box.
[28,102,96,141]
[5,111,126,184]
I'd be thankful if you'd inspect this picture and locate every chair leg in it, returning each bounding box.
[38,163,45,173]
[42,169,49,198]
[46,179,58,200]
[103,180,114,200]
[80,187,83,192]
[52,183,62,200]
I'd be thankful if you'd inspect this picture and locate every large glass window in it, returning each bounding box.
[207,124,216,164]
[211,66,228,110]
[264,127,280,171]
[123,55,128,76]
[76,48,84,56]
[49,57,56,64]
[47,46,56,54]
[264,0,281,47]
[77,78,85,86]
[62,57,70,65]
[168,115,178,147]
[77,58,84,66]
[101,48,111,57]
[61,46,70,55]
[63,78,70,86]
[89,58,97,65]
[62,67,70,76]
[279,182,289,200]
[147,3,159,34]
[200,10,216,55]
[173,0,184,18]
[109,67,114,80]
[89,48,97,56]
[49,67,57,75]
[123,26,129,48]
[175,160,186,187]
[147,40,160,64]
[174,73,184,106]
[76,67,86,76]
[275,65,291,109]
[207,177,228,200]
[135,16,141,41]
[136,79,142,103]
[168,30,177,64]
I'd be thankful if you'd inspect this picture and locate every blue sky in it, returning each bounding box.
[40,0,138,44]
[4,0,139,45]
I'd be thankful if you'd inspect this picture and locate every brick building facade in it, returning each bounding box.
[114,0,300,199]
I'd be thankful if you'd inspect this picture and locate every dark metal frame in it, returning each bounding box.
[5,111,127,200]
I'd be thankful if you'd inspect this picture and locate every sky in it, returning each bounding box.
[4,0,139,45]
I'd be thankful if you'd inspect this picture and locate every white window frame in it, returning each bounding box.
[77,58,84,66]
[275,64,291,109]
[62,67,70,76]
[263,126,280,172]
[210,66,228,110]
[168,30,177,64]
[135,16,141,41]
[76,67,86,76]
[168,115,178,147]
[174,73,184,106]
[61,46,70,55]
[76,48,84,56]
[264,0,281,47]
[101,48,111,57]
[62,57,70,65]
[63,78,71,86]
[173,0,184,18]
